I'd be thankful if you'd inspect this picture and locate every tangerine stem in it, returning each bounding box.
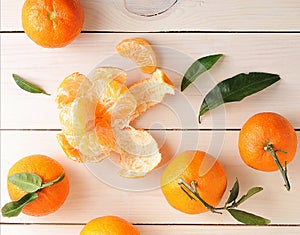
[40,173,65,189]
[264,143,290,191]
[178,178,221,214]
[48,11,57,21]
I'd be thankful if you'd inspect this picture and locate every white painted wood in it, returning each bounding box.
[1,131,300,224]
[2,0,300,233]
[2,33,300,129]
[2,0,300,32]
[1,224,300,235]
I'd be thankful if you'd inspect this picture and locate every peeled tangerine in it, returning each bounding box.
[56,67,175,177]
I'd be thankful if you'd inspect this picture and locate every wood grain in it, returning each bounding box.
[1,131,300,224]
[2,33,300,129]
[1,0,300,233]
[1,0,300,32]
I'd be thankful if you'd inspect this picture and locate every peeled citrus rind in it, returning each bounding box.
[116,38,157,74]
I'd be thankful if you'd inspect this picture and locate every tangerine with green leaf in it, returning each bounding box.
[4,154,69,217]
[238,112,297,191]
[160,150,270,224]
[161,150,227,214]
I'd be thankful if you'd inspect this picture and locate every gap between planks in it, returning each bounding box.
[1,222,300,226]
[2,31,300,34]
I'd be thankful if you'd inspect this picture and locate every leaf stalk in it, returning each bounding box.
[178,178,270,225]
[264,142,290,191]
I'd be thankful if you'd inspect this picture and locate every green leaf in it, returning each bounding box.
[227,208,271,225]
[235,187,263,207]
[226,178,239,205]
[181,54,223,91]
[12,74,50,95]
[1,193,38,217]
[199,72,280,121]
[9,173,42,193]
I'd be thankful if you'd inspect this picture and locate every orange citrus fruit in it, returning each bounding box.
[7,154,69,216]
[161,150,227,214]
[56,67,175,178]
[116,38,157,74]
[80,216,140,235]
[56,68,129,162]
[238,112,297,172]
[22,0,84,48]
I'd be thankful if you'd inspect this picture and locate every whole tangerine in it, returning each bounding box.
[161,150,227,214]
[80,216,140,235]
[7,154,69,216]
[238,112,297,190]
[22,0,84,48]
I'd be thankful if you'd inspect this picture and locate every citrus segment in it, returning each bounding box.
[92,67,127,84]
[116,38,157,74]
[56,68,131,162]
[56,72,88,109]
[111,90,137,129]
[129,69,175,120]
[56,64,175,177]
[57,133,82,162]
[115,128,161,177]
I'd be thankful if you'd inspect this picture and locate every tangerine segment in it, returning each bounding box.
[92,67,127,84]
[161,151,227,214]
[94,103,115,150]
[111,89,137,129]
[115,128,161,178]
[129,69,175,120]
[57,68,131,162]
[22,0,84,48]
[56,72,88,109]
[7,155,69,216]
[57,133,82,162]
[238,112,297,172]
[56,66,174,177]
[116,38,157,74]
[62,95,111,162]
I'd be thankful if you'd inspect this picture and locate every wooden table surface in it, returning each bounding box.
[1,0,300,234]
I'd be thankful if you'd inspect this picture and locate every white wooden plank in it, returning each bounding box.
[1,0,300,31]
[1,224,300,235]
[1,130,300,224]
[2,33,300,129]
